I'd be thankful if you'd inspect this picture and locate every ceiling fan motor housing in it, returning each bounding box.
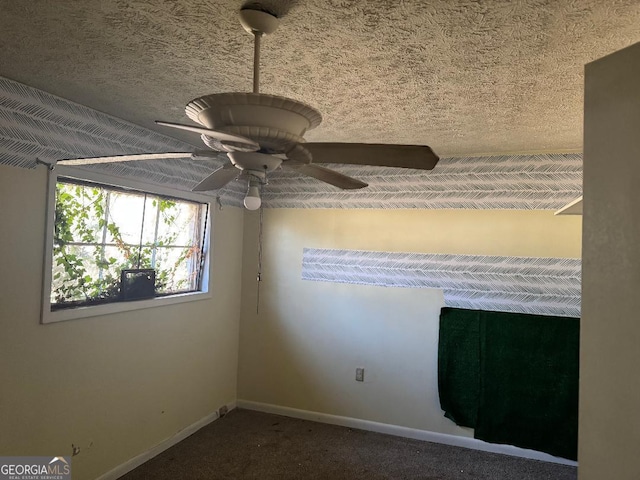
[185,93,322,152]
[228,151,283,173]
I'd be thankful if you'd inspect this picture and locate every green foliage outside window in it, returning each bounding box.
[52,180,206,310]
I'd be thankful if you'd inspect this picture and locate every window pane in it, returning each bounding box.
[102,245,136,276]
[141,196,160,245]
[51,245,120,305]
[157,201,201,247]
[155,246,199,294]
[105,191,145,245]
[55,183,105,244]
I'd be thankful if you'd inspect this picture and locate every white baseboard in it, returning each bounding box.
[237,400,577,467]
[96,401,237,480]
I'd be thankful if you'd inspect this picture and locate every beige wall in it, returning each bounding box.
[0,159,585,477]
[238,209,581,436]
[580,42,640,479]
[0,165,244,480]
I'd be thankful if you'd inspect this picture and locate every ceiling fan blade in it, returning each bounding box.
[192,162,240,191]
[191,150,227,159]
[284,163,367,190]
[304,143,439,170]
[57,152,201,166]
[155,121,259,149]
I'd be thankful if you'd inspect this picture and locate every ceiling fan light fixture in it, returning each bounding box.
[244,184,262,210]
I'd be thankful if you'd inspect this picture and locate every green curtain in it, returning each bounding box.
[437,308,481,428]
[438,307,579,460]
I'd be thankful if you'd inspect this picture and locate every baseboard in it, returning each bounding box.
[237,400,577,467]
[96,401,237,480]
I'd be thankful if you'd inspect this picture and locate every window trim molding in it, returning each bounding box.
[41,165,216,324]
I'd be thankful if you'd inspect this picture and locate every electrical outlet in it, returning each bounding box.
[355,367,364,382]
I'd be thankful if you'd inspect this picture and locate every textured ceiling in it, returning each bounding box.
[0,0,639,156]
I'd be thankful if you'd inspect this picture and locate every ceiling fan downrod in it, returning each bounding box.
[253,32,262,93]
[239,8,280,94]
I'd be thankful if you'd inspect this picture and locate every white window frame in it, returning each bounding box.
[41,165,214,324]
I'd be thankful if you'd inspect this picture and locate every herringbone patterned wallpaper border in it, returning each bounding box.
[302,248,581,317]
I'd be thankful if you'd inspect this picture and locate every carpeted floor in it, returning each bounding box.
[120,409,577,480]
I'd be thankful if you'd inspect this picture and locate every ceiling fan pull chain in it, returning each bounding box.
[256,182,265,315]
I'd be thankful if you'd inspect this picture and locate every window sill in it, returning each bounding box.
[42,291,212,324]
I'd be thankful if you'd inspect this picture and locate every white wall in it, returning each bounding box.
[238,209,581,437]
[580,42,640,479]
[0,164,244,480]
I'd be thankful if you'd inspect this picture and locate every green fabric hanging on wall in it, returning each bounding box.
[437,308,579,460]
[437,308,481,428]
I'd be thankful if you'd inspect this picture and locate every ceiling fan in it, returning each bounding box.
[56,7,440,210]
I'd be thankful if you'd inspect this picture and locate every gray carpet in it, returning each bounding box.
[120,409,577,480]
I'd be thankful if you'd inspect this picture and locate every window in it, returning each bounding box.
[42,169,212,323]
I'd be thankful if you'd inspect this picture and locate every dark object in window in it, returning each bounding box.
[121,269,156,301]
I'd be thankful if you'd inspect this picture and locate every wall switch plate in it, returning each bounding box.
[356,367,364,382]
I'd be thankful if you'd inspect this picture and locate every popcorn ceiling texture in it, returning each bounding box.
[1,0,639,156]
